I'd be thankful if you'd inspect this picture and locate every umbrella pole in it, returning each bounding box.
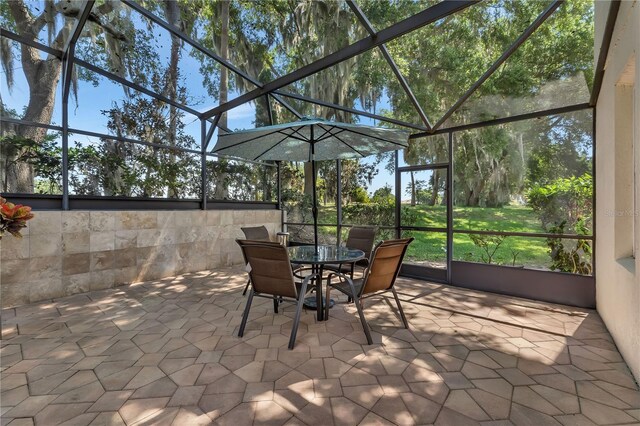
[311,125,319,252]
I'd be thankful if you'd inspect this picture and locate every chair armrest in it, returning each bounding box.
[326,270,354,287]
[292,266,315,280]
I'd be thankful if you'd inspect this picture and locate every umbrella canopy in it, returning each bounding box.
[213,118,409,162]
[212,118,410,250]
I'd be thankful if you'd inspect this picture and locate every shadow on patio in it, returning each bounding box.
[1,269,639,425]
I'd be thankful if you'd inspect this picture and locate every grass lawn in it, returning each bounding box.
[404,204,551,268]
[289,203,590,271]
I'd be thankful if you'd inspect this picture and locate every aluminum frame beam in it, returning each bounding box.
[411,103,591,137]
[0,28,62,57]
[590,0,621,106]
[346,0,432,130]
[122,0,303,121]
[432,0,563,131]
[74,58,202,117]
[273,90,428,131]
[202,0,479,119]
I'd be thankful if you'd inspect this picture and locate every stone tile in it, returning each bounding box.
[170,407,211,426]
[358,412,396,426]
[440,371,474,389]
[88,390,133,412]
[577,381,631,409]
[4,395,57,418]
[472,378,513,400]
[62,212,90,233]
[29,233,62,258]
[314,378,342,398]
[168,386,205,407]
[1,233,30,261]
[509,403,560,426]
[63,253,91,275]
[401,392,441,424]
[371,394,414,425]
[3,267,640,426]
[330,396,368,426]
[90,212,115,232]
[554,413,598,426]
[125,366,166,390]
[1,259,31,284]
[119,397,170,424]
[34,403,92,425]
[340,367,377,387]
[131,377,177,399]
[198,392,243,421]
[89,412,126,426]
[53,380,105,404]
[498,368,536,386]
[342,384,384,410]
[445,390,490,421]
[29,212,61,235]
[512,386,563,416]
[468,388,511,420]
[169,364,204,386]
[90,232,114,252]
[243,382,274,402]
[252,400,292,424]
[1,385,29,407]
[296,397,333,425]
[579,399,637,425]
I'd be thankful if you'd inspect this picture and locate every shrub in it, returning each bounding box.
[546,220,592,275]
[527,173,592,232]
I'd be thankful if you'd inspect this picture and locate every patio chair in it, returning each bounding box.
[325,238,414,345]
[241,226,271,295]
[326,226,377,278]
[237,239,318,350]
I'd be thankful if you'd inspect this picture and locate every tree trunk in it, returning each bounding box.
[429,171,439,206]
[4,43,62,192]
[214,0,230,200]
[410,171,416,206]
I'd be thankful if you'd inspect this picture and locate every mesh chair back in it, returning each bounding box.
[241,226,270,241]
[237,239,298,298]
[346,227,376,261]
[362,238,414,295]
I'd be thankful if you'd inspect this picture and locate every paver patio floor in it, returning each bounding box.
[1,268,639,425]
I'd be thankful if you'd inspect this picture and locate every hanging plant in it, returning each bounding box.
[0,197,34,240]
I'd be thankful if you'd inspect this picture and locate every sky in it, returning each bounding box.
[0,2,429,196]
[1,51,409,195]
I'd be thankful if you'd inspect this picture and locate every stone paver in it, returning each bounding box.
[1,267,639,425]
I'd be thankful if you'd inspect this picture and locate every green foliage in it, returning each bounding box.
[545,220,592,275]
[372,185,394,204]
[527,173,592,232]
[0,133,62,194]
[350,187,370,204]
[468,233,507,264]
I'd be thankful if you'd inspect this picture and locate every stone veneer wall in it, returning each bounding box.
[0,209,281,308]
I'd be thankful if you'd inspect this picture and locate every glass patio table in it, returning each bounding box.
[288,245,365,321]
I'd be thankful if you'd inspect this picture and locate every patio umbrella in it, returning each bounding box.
[212,117,410,249]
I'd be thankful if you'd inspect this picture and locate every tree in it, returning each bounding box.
[0,1,132,192]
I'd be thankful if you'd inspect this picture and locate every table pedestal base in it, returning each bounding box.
[304,296,335,310]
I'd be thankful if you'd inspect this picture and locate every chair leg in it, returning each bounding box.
[392,288,409,329]
[273,296,279,314]
[238,289,254,337]
[325,285,332,321]
[347,265,354,303]
[344,279,371,345]
[288,280,309,350]
[242,278,251,296]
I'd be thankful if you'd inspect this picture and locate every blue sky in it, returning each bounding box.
[1,1,416,196]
